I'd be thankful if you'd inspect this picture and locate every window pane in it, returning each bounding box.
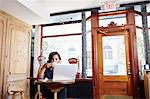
[149,29,150,43]
[42,35,82,67]
[148,16,150,28]
[99,14,126,27]
[49,13,81,24]
[86,11,91,19]
[147,4,150,13]
[134,5,141,12]
[86,19,91,32]
[86,31,92,77]
[136,28,146,76]
[31,28,35,57]
[103,35,127,75]
[43,23,81,36]
[135,14,142,27]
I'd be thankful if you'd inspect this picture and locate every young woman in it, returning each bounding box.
[37,52,67,99]
[37,51,61,79]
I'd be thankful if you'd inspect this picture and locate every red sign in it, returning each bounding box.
[104,2,116,11]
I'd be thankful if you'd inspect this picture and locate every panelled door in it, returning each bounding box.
[97,29,132,96]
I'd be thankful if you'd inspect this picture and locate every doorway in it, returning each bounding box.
[97,28,132,97]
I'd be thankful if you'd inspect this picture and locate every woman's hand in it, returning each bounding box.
[47,62,56,68]
[43,61,60,69]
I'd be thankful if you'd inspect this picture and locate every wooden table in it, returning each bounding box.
[34,80,75,99]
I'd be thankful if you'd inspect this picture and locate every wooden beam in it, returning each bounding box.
[126,8,140,98]
[91,9,100,99]
[50,7,101,16]
[41,20,82,27]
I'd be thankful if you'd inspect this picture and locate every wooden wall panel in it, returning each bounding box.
[104,82,128,95]
[9,27,29,74]
[0,10,32,98]
[0,14,7,96]
[0,16,4,96]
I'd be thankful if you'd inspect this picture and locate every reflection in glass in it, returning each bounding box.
[103,35,127,75]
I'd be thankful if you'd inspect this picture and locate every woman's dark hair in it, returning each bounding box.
[47,52,61,63]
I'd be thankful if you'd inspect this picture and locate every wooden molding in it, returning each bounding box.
[107,21,117,28]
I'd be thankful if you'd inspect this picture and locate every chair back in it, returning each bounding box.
[68,58,78,64]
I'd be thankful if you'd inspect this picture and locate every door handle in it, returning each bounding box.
[127,62,131,75]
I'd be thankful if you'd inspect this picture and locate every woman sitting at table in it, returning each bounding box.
[37,51,66,99]
[37,51,61,79]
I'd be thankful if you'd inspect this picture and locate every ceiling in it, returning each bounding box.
[0,0,148,25]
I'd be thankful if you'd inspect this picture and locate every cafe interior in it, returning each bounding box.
[0,0,150,99]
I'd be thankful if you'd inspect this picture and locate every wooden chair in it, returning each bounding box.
[27,77,43,99]
[11,90,24,99]
[144,70,150,98]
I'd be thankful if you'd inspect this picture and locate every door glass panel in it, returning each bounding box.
[103,35,127,75]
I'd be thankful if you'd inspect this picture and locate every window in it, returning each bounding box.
[136,28,146,76]
[148,16,150,28]
[43,23,81,36]
[103,46,113,60]
[99,14,126,27]
[134,5,141,12]
[41,12,92,77]
[147,3,150,13]
[86,17,92,77]
[135,14,142,27]
[103,36,127,76]
[86,30,92,77]
[42,35,82,64]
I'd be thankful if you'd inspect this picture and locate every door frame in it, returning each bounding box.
[92,24,139,98]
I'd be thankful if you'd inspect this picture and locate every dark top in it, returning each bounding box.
[44,67,53,79]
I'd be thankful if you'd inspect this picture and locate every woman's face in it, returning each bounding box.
[52,54,60,63]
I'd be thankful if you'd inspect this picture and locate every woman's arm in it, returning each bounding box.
[37,63,55,79]
[37,64,47,79]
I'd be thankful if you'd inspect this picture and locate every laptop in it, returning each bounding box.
[52,64,78,82]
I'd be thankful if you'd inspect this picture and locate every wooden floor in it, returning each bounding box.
[102,95,133,99]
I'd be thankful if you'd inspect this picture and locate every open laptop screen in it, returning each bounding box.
[52,64,78,81]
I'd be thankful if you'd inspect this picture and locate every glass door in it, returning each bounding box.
[98,30,132,96]
[103,35,127,76]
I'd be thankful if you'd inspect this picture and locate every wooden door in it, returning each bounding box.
[4,21,31,98]
[97,29,132,96]
[0,11,32,98]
